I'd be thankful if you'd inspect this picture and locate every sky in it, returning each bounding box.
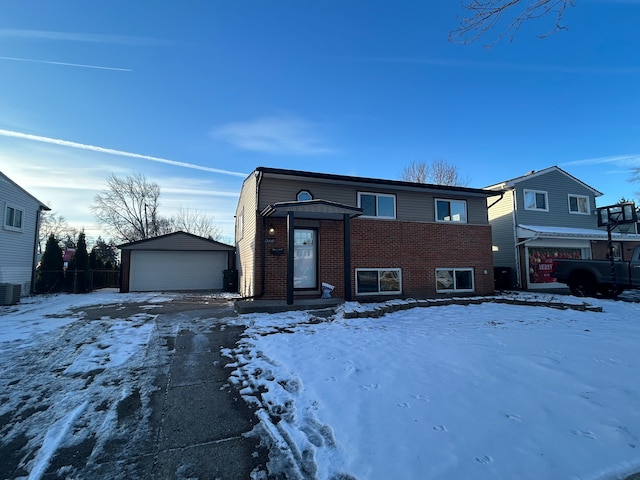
[1,0,640,245]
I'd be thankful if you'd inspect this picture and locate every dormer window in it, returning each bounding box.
[297,190,313,201]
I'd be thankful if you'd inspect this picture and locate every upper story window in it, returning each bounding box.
[4,205,23,231]
[436,199,467,223]
[523,189,548,211]
[357,192,396,219]
[568,194,590,215]
[297,190,313,201]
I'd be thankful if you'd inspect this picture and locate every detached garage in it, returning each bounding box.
[118,231,235,293]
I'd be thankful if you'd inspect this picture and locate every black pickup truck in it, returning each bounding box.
[551,245,640,297]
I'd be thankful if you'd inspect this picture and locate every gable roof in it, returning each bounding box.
[485,166,603,197]
[254,166,497,198]
[0,171,51,210]
[117,231,234,250]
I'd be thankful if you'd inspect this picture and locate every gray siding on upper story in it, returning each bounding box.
[487,189,517,271]
[257,173,490,225]
[1,172,47,294]
[512,169,599,229]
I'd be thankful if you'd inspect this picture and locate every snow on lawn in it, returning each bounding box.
[229,294,640,480]
[0,290,175,480]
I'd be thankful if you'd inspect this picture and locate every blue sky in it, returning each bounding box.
[1,0,639,244]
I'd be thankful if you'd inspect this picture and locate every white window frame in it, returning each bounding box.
[355,268,402,295]
[568,194,590,215]
[357,192,396,219]
[523,189,549,212]
[435,198,467,223]
[236,209,244,240]
[4,204,24,232]
[435,268,475,293]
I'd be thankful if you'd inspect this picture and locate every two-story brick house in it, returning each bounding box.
[235,167,496,304]
[486,166,640,290]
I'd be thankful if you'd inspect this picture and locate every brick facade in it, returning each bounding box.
[255,215,494,299]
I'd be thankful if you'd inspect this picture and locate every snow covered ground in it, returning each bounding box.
[229,292,640,480]
[0,290,176,480]
[2,290,640,479]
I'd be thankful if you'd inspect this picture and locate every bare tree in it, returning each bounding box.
[38,210,78,253]
[92,173,166,243]
[402,160,471,187]
[170,207,223,240]
[450,0,574,45]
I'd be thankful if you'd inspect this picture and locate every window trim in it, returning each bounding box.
[4,204,24,232]
[523,189,549,212]
[567,194,590,215]
[357,192,396,219]
[297,190,313,201]
[435,268,475,293]
[355,268,402,295]
[435,198,468,223]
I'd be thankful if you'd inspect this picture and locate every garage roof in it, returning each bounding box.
[118,231,234,251]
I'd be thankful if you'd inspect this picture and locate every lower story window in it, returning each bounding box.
[356,268,401,295]
[436,268,474,293]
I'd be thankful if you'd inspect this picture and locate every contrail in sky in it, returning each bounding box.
[0,56,131,72]
[0,129,247,178]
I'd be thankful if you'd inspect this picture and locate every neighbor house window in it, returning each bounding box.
[297,190,313,201]
[236,210,244,240]
[436,199,467,223]
[436,268,474,293]
[356,268,402,295]
[523,189,548,211]
[4,205,23,231]
[568,194,590,214]
[357,192,396,219]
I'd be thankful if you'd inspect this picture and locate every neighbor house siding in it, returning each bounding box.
[514,170,599,229]
[235,172,258,297]
[0,172,47,295]
[487,189,518,272]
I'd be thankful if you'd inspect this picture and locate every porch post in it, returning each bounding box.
[287,211,295,305]
[343,213,352,301]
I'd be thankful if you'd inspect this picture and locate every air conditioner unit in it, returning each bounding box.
[0,283,21,306]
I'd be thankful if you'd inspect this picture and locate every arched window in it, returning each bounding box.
[297,190,313,201]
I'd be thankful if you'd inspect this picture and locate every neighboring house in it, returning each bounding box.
[119,231,235,292]
[0,171,50,296]
[235,167,496,304]
[486,166,640,290]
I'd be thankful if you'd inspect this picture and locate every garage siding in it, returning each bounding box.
[130,250,227,291]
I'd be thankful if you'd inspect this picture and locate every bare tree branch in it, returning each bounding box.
[450,0,574,46]
[170,207,223,241]
[91,173,164,243]
[402,159,471,186]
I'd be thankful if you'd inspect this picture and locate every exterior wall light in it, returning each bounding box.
[267,224,276,237]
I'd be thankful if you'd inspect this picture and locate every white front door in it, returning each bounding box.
[294,229,317,289]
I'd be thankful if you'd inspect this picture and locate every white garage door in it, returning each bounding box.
[129,250,228,291]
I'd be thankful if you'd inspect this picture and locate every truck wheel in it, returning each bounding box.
[569,275,597,297]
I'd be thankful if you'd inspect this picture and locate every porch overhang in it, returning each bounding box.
[518,224,640,241]
[260,200,363,220]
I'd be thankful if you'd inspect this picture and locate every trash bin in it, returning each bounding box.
[223,269,238,292]
[494,267,512,290]
[321,282,334,299]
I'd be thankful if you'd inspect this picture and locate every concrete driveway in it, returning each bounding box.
[0,294,268,479]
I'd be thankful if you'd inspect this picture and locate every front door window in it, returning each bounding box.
[294,229,317,289]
